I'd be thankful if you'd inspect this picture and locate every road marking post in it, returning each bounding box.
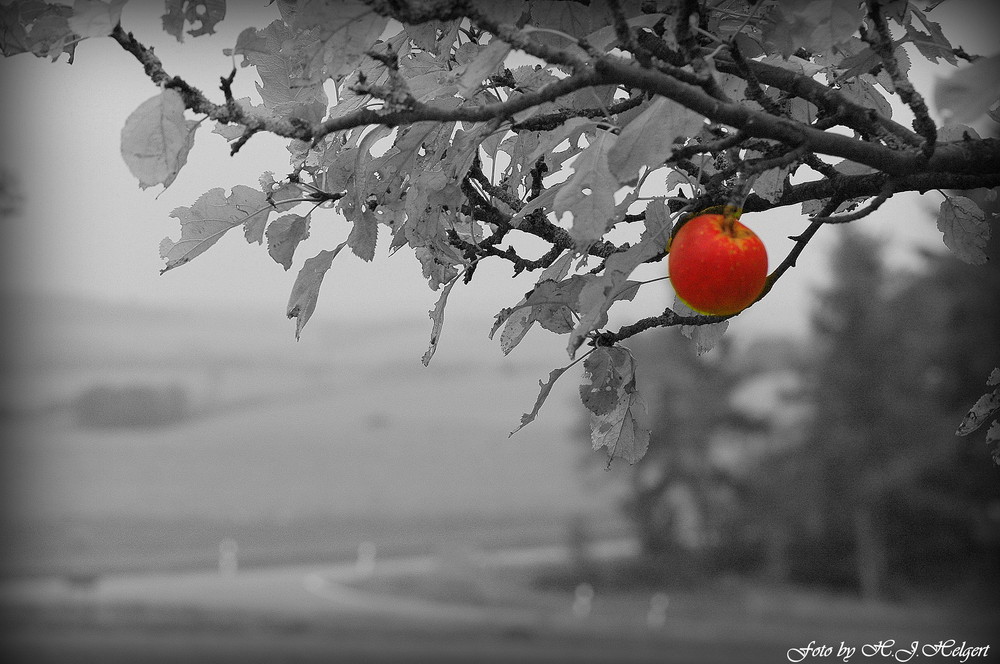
[646,591,669,628]
[572,582,594,619]
[218,538,239,577]
[356,541,376,577]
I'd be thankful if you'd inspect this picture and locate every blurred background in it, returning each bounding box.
[1,2,999,662]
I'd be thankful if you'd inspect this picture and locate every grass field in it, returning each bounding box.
[1,300,629,578]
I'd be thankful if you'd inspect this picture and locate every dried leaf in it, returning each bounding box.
[511,364,572,436]
[579,346,636,416]
[421,272,460,366]
[590,391,650,466]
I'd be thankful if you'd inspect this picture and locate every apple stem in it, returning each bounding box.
[720,204,741,235]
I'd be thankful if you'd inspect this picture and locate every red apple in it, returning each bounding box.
[667,212,768,316]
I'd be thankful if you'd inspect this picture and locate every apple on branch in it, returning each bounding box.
[667,209,768,317]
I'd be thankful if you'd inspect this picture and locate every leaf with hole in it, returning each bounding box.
[161,185,269,273]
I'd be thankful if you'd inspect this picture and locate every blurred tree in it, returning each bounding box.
[624,331,733,560]
[795,223,1000,600]
[0,167,22,218]
[617,330,798,582]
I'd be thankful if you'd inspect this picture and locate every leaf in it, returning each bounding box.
[833,159,878,175]
[758,54,826,78]
[531,278,585,334]
[957,387,1000,436]
[590,391,650,466]
[905,7,957,65]
[497,306,533,355]
[213,97,255,141]
[265,214,311,270]
[936,124,981,142]
[839,75,892,119]
[987,420,1000,466]
[229,20,328,122]
[468,0,526,25]
[511,364,572,436]
[957,368,1000,465]
[490,251,574,353]
[421,271,460,366]
[529,0,599,39]
[937,196,991,265]
[510,185,557,228]
[457,38,511,98]
[161,0,225,41]
[608,96,703,185]
[676,297,729,355]
[566,198,673,357]
[291,0,390,82]
[579,346,637,416]
[120,89,199,191]
[957,368,1000,436]
[933,54,1000,125]
[525,116,597,168]
[553,130,619,251]
[347,213,378,262]
[69,0,126,39]
[764,0,862,57]
[161,185,269,273]
[258,171,302,212]
[404,20,460,56]
[286,242,348,340]
[3,4,78,62]
[584,13,665,53]
[494,274,585,355]
[751,164,790,204]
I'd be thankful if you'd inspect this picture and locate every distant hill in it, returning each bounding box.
[0,290,575,416]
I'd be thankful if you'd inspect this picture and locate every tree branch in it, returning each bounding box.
[756,197,844,302]
[595,308,730,346]
[312,68,605,144]
[595,56,1000,176]
[742,170,1000,213]
[863,0,936,156]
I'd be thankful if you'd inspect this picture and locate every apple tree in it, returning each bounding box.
[3,0,999,465]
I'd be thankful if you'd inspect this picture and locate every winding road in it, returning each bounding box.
[0,540,796,663]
